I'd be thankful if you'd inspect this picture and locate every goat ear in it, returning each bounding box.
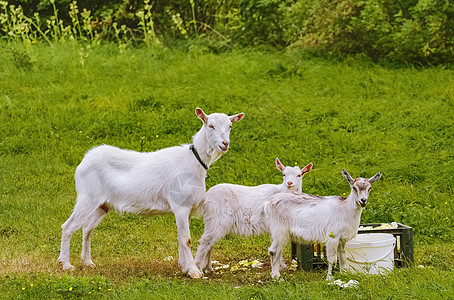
[275,158,285,173]
[229,112,245,123]
[342,169,355,185]
[301,162,313,175]
[368,171,382,184]
[195,108,208,123]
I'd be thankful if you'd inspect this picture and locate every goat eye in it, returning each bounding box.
[353,187,358,193]
[209,125,215,129]
[297,174,302,178]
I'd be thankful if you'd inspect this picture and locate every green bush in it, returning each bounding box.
[284,0,454,64]
[1,0,454,64]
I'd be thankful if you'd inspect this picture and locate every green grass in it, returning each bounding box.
[1,41,453,299]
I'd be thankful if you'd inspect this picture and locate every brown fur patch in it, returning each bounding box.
[353,178,370,192]
[99,204,109,214]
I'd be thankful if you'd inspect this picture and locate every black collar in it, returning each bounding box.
[189,144,208,170]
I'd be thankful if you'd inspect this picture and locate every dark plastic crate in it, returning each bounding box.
[291,223,414,271]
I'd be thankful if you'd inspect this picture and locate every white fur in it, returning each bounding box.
[264,169,382,280]
[57,108,244,278]
[194,159,313,273]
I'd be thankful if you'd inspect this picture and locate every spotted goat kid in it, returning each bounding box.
[263,169,382,280]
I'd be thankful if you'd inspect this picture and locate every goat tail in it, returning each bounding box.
[250,202,268,226]
[190,198,205,218]
[263,200,273,217]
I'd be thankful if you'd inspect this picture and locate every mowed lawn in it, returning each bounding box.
[0,42,453,299]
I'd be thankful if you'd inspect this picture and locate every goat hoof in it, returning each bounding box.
[84,261,96,268]
[58,258,75,271]
[188,268,203,279]
[61,262,75,271]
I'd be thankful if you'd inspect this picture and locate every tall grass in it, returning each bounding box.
[0,42,453,298]
[0,0,158,48]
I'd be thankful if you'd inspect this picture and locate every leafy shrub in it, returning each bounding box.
[284,0,454,64]
[2,0,454,64]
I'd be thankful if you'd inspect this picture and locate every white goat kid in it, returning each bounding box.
[195,159,313,273]
[58,108,244,278]
[265,169,382,280]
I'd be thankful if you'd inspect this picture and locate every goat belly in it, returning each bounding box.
[112,197,172,216]
[290,234,316,245]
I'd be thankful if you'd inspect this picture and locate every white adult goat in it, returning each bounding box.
[195,159,313,273]
[58,108,244,278]
[264,169,382,280]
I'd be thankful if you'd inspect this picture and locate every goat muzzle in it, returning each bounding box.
[359,199,367,207]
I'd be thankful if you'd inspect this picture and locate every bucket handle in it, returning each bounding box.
[346,241,396,264]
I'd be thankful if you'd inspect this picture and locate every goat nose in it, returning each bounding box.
[222,141,229,147]
[287,181,293,186]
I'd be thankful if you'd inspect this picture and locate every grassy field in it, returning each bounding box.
[1,41,453,299]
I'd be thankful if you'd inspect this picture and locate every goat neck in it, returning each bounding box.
[345,191,364,220]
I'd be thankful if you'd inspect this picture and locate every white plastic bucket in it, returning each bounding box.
[345,233,396,275]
